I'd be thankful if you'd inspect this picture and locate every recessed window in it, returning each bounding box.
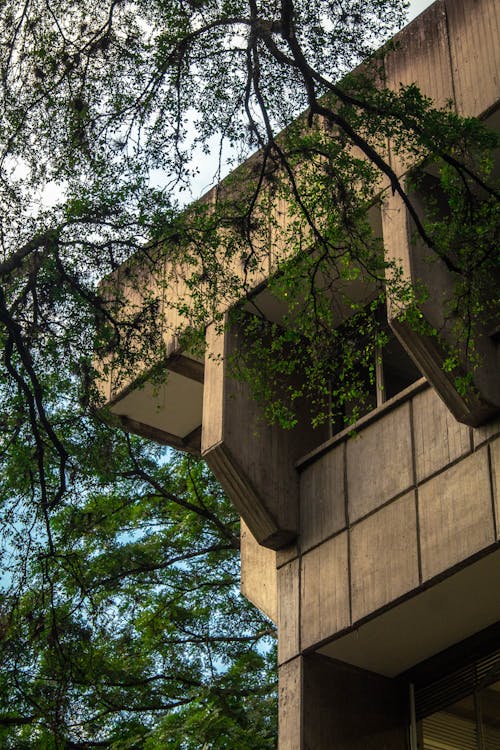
[381,332,422,401]
[413,647,500,750]
[418,679,500,750]
[330,315,421,436]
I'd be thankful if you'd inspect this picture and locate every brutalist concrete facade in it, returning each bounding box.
[99,0,500,746]
[271,385,500,747]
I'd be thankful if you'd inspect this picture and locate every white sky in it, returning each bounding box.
[408,0,433,22]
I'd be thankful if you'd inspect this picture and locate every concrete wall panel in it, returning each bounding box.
[419,448,495,580]
[299,442,346,552]
[385,1,453,106]
[278,657,302,750]
[381,189,413,293]
[384,0,454,178]
[278,558,300,665]
[490,437,500,540]
[279,655,408,750]
[413,388,471,482]
[446,0,500,117]
[302,655,408,750]
[473,414,500,449]
[350,492,419,623]
[300,532,349,650]
[201,323,225,452]
[347,403,413,522]
[240,519,277,623]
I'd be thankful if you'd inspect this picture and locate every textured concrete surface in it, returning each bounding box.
[346,403,413,522]
[240,519,277,622]
[278,658,302,750]
[302,655,408,750]
[489,437,500,540]
[300,532,349,649]
[474,414,500,448]
[277,558,300,665]
[350,491,419,622]
[299,442,346,552]
[418,448,495,580]
[446,0,500,116]
[413,388,471,481]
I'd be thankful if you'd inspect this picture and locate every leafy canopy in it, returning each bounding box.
[0,0,498,746]
[0,442,276,748]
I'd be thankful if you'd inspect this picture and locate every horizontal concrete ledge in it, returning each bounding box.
[296,378,428,471]
[317,544,500,677]
[118,415,202,455]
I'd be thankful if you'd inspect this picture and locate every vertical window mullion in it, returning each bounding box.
[375,344,385,407]
[475,688,486,750]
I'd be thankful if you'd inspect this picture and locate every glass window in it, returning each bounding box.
[329,325,421,436]
[419,681,500,750]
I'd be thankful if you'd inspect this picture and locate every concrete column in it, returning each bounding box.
[279,654,409,750]
[201,316,327,549]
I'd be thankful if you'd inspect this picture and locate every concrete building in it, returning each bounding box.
[99,0,500,747]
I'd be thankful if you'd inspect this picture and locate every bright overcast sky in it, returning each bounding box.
[408,0,433,21]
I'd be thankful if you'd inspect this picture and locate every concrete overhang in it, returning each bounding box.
[318,546,500,677]
[107,353,204,454]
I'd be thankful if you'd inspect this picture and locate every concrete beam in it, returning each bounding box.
[382,189,500,426]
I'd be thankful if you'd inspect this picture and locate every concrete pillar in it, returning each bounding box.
[279,654,409,750]
[201,316,328,549]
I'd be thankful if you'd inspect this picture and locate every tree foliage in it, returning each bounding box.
[0,0,498,746]
[0,442,276,748]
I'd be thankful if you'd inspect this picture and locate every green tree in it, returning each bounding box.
[0,439,276,748]
[0,0,497,492]
[0,0,498,746]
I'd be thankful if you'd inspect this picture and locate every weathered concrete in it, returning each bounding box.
[300,531,349,650]
[94,1,500,747]
[384,0,454,178]
[490,437,500,540]
[346,402,413,522]
[202,321,296,549]
[240,520,277,622]
[473,413,500,449]
[412,388,471,482]
[299,441,346,552]
[278,658,302,750]
[319,548,500,676]
[382,188,500,427]
[98,0,500,443]
[202,317,333,549]
[446,0,500,117]
[350,491,419,622]
[279,654,408,750]
[277,558,300,665]
[252,379,500,669]
[418,448,495,580]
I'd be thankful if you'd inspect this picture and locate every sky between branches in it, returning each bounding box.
[37,0,434,208]
[183,0,434,199]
